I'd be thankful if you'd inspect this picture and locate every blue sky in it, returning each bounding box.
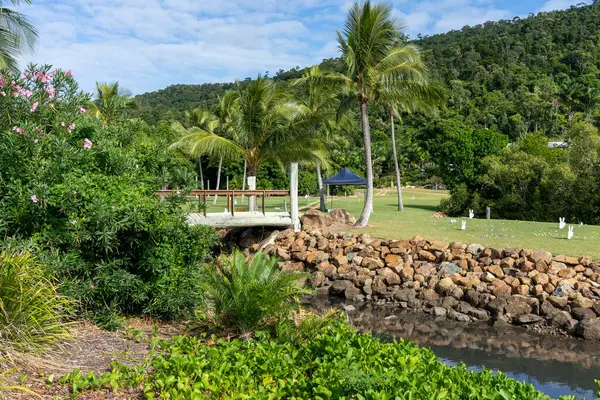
[19,0,591,95]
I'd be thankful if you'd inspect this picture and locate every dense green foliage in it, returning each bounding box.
[198,250,311,334]
[58,319,568,399]
[442,122,600,222]
[0,251,71,354]
[0,65,218,326]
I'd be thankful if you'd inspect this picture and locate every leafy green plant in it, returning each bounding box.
[56,320,567,399]
[0,251,72,354]
[198,249,311,334]
[0,64,218,322]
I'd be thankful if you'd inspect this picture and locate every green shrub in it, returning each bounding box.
[0,251,71,354]
[58,320,561,399]
[0,65,218,322]
[197,250,311,334]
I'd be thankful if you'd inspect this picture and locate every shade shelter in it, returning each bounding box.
[323,168,366,209]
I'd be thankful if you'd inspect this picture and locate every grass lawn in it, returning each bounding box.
[329,188,600,260]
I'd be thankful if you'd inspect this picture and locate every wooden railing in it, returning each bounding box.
[154,190,290,217]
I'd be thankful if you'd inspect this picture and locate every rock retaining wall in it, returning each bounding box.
[260,228,600,340]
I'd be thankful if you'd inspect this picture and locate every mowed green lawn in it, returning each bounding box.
[182,189,600,259]
[329,189,600,259]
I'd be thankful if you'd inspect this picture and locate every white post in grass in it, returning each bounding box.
[290,163,300,232]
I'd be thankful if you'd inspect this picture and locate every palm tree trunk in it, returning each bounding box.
[316,162,325,212]
[198,156,204,189]
[213,156,223,205]
[356,102,374,227]
[390,113,404,211]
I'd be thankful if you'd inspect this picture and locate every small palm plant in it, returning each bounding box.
[199,249,311,335]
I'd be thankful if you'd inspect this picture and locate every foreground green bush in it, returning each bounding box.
[0,65,218,324]
[0,251,71,354]
[59,319,567,399]
[197,250,311,334]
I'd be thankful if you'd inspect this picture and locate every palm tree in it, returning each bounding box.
[292,66,339,212]
[170,76,326,211]
[334,1,428,226]
[381,83,444,210]
[0,1,37,72]
[88,82,137,123]
[179,108,219,190]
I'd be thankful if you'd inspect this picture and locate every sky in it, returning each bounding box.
[18,0,592,95]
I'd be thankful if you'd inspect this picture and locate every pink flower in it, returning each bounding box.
[111,205,115,209]
[45,87,56,97]
[70,220,77,225]
[78,106,86,113]
[49,103,55,109]
[12,126,24,134]
[33,138,38,143]
[83,138,93,149]
[31,195,38,203]
[12,91,18,97]
[60,121,66,127]
[30,101,39,112]
[69,123,76,130]
[65,69,73,77]
[73,191,77,196]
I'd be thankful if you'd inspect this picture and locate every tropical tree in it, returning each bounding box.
[334,1,429,225]
[382,83,444,210]
[292,66,339,211]
[170,76,326,210]
[0,0,37,72]
[88,82,137,123]
[182,108,219,189]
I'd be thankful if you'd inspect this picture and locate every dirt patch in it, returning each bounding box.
[3,318,187,399]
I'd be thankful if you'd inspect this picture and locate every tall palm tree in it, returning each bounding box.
[170,76,326,211]
[380,83,444,210]
[334,1,428,226]
[88,82,137,123]
[292,66,339,212]
[0,1,37,72]
[180,108,219,190]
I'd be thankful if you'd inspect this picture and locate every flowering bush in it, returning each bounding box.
[0,65,216,325]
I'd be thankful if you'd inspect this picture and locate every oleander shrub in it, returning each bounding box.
[197,250,311,334]
[0,251,71,354]
[58,320,564,399]
[0,65,217,324]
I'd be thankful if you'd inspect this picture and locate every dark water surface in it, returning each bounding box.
[311,297,600,399]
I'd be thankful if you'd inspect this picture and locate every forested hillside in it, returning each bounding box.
[134,2,600,223]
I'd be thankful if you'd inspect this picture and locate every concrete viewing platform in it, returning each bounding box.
[187,212,293,228]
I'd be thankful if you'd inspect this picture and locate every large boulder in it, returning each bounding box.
[300,210,333,229]
[330,209,356,225]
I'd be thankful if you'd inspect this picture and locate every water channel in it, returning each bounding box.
[311,297,600,399]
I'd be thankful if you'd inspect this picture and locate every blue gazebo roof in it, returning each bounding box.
[323,168,366,185]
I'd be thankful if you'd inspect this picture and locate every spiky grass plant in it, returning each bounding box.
[0,251,72,355]
[199,249,312,335]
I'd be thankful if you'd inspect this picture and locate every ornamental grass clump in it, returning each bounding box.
[198,249,312,334]
[0,251,72,354]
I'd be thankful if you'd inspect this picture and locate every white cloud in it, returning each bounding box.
[15,0,594,94]
[539,0,590,11]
